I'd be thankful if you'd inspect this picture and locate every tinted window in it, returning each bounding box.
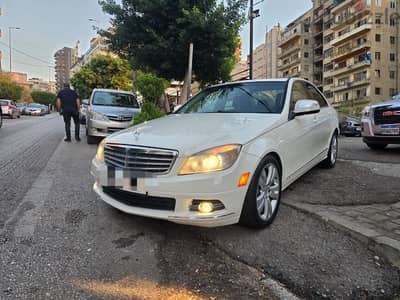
[290,81,309,108]
[304,82,328,107]
[178,82,286,114]
[92,91,139,108]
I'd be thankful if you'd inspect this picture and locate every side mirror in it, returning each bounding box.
[293,100,320,117]
[173,104,183,112]
[82,99,89,105]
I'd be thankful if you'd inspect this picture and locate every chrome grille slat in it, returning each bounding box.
[104,144,178,175]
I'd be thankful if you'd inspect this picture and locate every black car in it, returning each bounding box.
[341,119,361,137]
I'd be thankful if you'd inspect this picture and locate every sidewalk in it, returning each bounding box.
[285,201,400,268]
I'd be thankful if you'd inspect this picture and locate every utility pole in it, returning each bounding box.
[8,27,21,73]
[187,43,193,101]
[249,0,254,80]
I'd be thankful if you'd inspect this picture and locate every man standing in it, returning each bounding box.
[56,83,81,142]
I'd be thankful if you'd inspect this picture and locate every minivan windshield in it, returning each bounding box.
[92,91,139,108]
[177,82,286,114]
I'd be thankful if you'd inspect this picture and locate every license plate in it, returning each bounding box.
[107,167,137,190]
[380,125,400,135]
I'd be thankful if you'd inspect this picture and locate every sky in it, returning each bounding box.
[0,0,312,81]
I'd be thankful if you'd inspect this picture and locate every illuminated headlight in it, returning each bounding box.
[92,111,109,121]
[96,140,106,162]
[178,144,241,175]
[362,106,371,118]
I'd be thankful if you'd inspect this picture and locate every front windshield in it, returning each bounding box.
[92,91,139,108]
[29,104,42,108]
[178,82,286,114]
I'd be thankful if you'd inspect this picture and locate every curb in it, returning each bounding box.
[284,202,400,268]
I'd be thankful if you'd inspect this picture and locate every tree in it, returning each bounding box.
[70,55,133,99]
[99,0,247,85]
[134,73,168,104]
[0,73,23,100]
[31,90,56,105]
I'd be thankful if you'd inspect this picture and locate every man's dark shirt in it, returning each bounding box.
[57,88,79,113]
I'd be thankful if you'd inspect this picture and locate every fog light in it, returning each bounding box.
[198,202,214,214]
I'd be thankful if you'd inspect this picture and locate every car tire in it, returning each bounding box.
[366,143,387,150]
[320,132,338,169]
[87,134,97,145]
[0,113,2,128]
[239,155,281,229]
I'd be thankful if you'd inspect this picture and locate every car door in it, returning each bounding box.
[280,80,318,181]
[303,82,333,156]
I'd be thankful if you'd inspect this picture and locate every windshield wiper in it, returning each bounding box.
[236,87,273,113]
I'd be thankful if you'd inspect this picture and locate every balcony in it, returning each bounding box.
[278,57,301,71]
[330,23,372,46]
[314,54,324,62]
[333,41,371,61]
[331,60,370,77]
[331,77,370,92]
[279,31,302,48]
[331,5,371,30]
[279,43,301,57]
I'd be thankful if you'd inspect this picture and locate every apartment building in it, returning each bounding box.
[326,0,400,105]
[278,9,314,80]
[54,47,77,91]
[266,24,282,78]
[253,43,267,79]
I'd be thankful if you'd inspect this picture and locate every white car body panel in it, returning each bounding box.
[91,79,339,227]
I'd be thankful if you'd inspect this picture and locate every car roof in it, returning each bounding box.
[92,88,134,95]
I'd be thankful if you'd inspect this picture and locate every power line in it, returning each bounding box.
[13,60,53,68]
[0,40,54,66]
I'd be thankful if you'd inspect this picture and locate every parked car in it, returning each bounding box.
[40,104,50,114]
[16,102,28,115]
[86,89,141,144]
[80,99,89,124]
[0,100,20,119]
[361,96,400,149]
[26,103,45,116]
[91,79,339,228]
[340,118,361,137]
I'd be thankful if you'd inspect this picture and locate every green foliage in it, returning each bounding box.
[31,90,56,105]
[336,100,370,119]
[0,73,23,100]
[134,73,168,104]
[70,55,133,99]
[133,102,165,125]
[99,0,247,84]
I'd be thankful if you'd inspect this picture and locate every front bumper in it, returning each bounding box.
[88,119,131,137]
[90,153,258,227]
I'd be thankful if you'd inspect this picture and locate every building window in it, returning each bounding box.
[304,39,309,45]
[376,0,382,7]
[304,52,309,58]
[391,36,396,44]
[375,87,381,95]
[376,34,381,42]
[390,53,396,61]
[390,1,396,8]
[390,71,396,79]
[375,15,382,24]
[390,88,397,96]
[375,69,381,77]
[375,52,381,60]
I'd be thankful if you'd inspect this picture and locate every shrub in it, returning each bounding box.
[134,73,168,104]
[133,102,165,125]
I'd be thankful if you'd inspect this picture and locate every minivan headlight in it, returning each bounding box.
[96,140,106,162]
[178,144,241,175]
[92,111,108,121]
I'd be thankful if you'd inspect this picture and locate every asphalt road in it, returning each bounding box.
[0,116,399,299]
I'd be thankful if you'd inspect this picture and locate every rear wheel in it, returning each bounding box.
[366,143,387,150]
[240,155,281,229]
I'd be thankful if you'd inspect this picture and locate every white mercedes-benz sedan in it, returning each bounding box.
[91,79,339,228]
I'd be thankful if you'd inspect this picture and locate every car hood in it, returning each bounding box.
[106,113,282,157]
[92,105,140,116]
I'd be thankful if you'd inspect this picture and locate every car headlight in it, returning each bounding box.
[92,111,108,121]
[96,140,106,161]
[178,144,241,175]
[362,106,370,117]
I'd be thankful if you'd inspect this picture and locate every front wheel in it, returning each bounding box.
[240,155,281,229]
[320,132,338,169]
[366,143,387,150]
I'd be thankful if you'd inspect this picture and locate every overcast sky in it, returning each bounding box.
[0,0,311,81]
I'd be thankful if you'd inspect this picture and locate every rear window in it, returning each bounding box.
[0,100,9,106]
[92,91,139,108]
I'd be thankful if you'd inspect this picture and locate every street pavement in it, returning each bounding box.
[0,117,399,299]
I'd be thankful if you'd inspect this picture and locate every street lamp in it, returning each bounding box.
[8,26,21,73]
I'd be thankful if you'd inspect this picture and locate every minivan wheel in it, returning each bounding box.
[240,155,281,229]
[366,143,387,150]
[320,132,338,169]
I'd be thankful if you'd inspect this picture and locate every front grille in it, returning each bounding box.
[107,115,133,122]
[104,144,178,175]
[374,107,400,125]
[103,186,176,211]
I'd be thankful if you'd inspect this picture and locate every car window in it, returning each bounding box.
[0,100,8,106]
[290,81,309,111]
[92,91,139,108]
[178,82,286,114]
[304,82,328,107]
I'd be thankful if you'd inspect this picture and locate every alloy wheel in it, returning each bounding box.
[256,163,280,221]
